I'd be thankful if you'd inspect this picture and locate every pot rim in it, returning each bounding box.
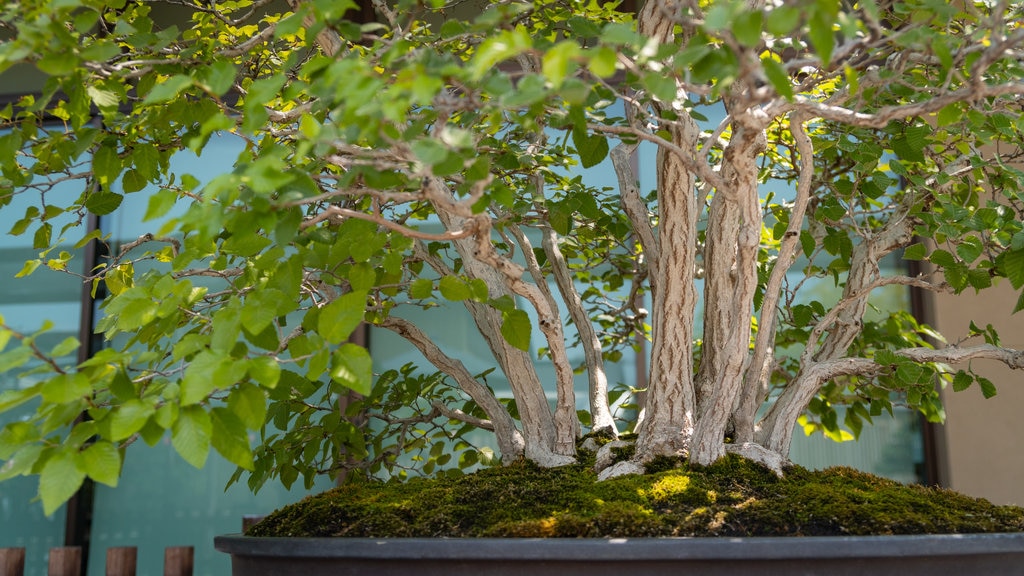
[215,532,1024,561]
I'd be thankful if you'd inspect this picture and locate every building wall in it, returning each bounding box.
[931,280,1024,506]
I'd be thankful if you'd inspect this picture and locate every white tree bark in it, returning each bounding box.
[634,117,701,459]
[540,226,618,436]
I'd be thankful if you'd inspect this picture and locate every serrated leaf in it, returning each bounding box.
[86,85,119,109]
[181,350,245,405]
[172,406,211,468]
[588,46,617,78]
[143,189,178,221]
[903,243,926,261]
[500,309,532,351]
[85,191,124,216]
[143,75,193,105]
[41,373,92,404]
[409,278,433,299]
[210,407,254,470]
[977,376,997,399]
[228,382,267,429]
[731,10,763,47]
[329,343,372,395]
[241,289,284,335]
[247,356,280,390]
[951,370,973,392]
[761,56,793,100]
[1003,249,1024,289]
[199,60,237,96]
[81,441,121,487]
[39,451,85,516]
[347,262,376,291]
[542,41,579,89]
[318,290,367,344]
[439,276,472,301]
[642,73,677,103]
[109,399,155,441]
[572,128,609,169]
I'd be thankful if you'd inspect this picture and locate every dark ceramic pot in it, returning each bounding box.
[215,532,1024,575]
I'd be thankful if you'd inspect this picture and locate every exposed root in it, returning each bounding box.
[725,442,788,477]
[597,460,645,481]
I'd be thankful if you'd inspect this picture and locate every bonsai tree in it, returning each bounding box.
[2,0,1024,515]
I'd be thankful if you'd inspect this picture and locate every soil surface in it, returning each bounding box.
[248,453,1024,538]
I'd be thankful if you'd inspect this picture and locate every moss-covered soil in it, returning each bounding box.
[248,454,1024,538]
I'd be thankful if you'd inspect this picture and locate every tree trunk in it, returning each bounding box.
[689,120,765,465]
[634,118,701,459]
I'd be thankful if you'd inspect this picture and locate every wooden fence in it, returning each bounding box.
[0,545,193,576]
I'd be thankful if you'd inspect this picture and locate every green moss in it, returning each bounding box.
[247,454,1024,538]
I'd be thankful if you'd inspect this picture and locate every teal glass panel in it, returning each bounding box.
[86,135,332,576]
[0,145,79,574]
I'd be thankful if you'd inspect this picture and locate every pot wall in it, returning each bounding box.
[215,533,1024,576]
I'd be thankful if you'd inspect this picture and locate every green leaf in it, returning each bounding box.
[761,57,793,100]
[573,128,609,169]
[347,262,376,291]
[246,356,281,389]
[143,75,194,105]
[41,373,92,404]
[109,399,155,441]
[903,243,926,261]
[14,259,40,279]
[587,46,618,78]
[0,384,41,413]
[951,370,973,392]
[929,249,956,268]
[411,139,449,166]
[642,73,677,103]
[92,144,122,186]
[731,10,763,47]
[541,41,580,89]
[172,406,212,469]
[891,124,930,164]
[330,343,373,395]
[977,376,997,399]
[241,289,284,335]
[86,85,120,109]
[439,276,472,301]
[807,12,835,66]
[181,350,245,405]
[228,382,267,429]
[86,191,124,216]
[1003,249,1024,289]
[500,309,532,352]
[210,407,254,470]
[766,5,802,35]
[81,441,121,487]
[199,60,238,96]
[39,451,85,516]
[318,290,367,344]
[409,278,434,299]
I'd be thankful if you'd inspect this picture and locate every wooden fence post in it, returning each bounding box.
[162,546,193,576]
[0,548,26,576]
[47,547,81,576]
[105,546,137,576]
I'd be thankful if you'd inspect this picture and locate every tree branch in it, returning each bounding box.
[379,316,524,461]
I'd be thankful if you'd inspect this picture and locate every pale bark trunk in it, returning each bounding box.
[540,226,618,436]
[427,183,573,466]
[733,114,814,443]
[634,117,701,459]
[757,196,916,457]
[689,119,764,465]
